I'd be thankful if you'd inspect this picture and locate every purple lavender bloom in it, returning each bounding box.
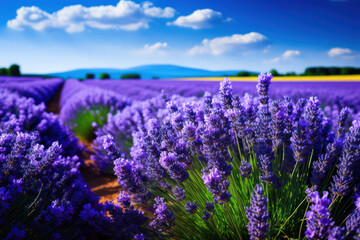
[202,210,211,221]
[219,77,233,109]
[255,139,277,184]
[113,156,150,203]
[184,201,198,214]
[0,131,108,239]
[331,120,360,196]
[203,91,213,116]
[226,108,245,134]
[159,152,189,182]
[283,96,294,146]
[183,103,197,123]
[4,226,25,240]
[117,191,131,208]
[182,121,197,141]
[270,100,286,149]
[172,185,186,201]
[166,101,178,113]
[242,94,257,144]
[257,73,273,140]
[305,191,335,239]
[290,119,310,165]
[293,98,306,122]
[305,97,322,152]
[311,139,343,186]
[239,161,252,178]
[321,116,333,146]
[92,134,122,171]
[147,119,161,143]
[345,197,360,239]
[150,197,175,232]
[256,72,272,105]
[328,226,345,240]
[171,112,184,131]
[245,184,269,240]
[336,107,350,139]
[105,200,147,237]
[202,167,232,204]
[134,234,146,240]
[205,201,215,212]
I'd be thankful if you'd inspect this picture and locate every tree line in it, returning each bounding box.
[81,73,141,80]
[0,64,21,76]
[236,67,360,77]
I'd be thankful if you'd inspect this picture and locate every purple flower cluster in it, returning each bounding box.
[305,191,342,239]
[0,88,81,157]
[331,120,360,196]
[150,197,175,232]
[0,84,149,239]
[245,184,269,240]
[0,132,102,239]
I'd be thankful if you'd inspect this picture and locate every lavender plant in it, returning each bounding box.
[92,93,200,173]
[0,88,81,157]
[0,131,150,239]
[100,74,360,239]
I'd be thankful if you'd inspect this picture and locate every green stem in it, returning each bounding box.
[275,197,306,238]
[298,201,310,239]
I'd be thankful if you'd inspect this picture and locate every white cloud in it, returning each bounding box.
[188,32,268,55]
[167,9,231,29]
[270,50,300,62]
[328,47,352,57]
[282,50,301,59]
[141,42,168,55]
[7,0,175,33]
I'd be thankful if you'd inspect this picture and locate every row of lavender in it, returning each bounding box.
[60,79,360,142]
[79,75,360,239]
[83,79,360,113]
[0,87,151,238]
[0,76,64,104]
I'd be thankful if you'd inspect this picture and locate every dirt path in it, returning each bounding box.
[81,160,120,203]
[46,83,63,114]
[46,90,121,204]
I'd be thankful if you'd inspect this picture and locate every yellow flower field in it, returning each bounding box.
[177,74,360,82]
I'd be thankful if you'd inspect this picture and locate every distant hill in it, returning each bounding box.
[47,64,247,79]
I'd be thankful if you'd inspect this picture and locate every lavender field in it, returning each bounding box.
[1,74,360,239]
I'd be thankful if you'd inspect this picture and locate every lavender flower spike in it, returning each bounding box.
[245,184,269,240]
[150,197,175,232]
[305,191,335,239]
[345,196,360,238]
[219,77,233,109]
[256,72,272,105]
[184,201,197,214]
[172,185,186,201]
[239,161,252,178]
[331,120,360,196]
[257,72,273,139]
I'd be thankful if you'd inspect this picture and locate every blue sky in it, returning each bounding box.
[0,0,359,73]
